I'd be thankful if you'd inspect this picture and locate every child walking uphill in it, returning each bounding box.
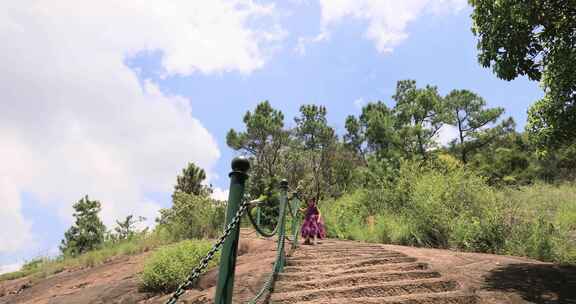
[301,199,326,245]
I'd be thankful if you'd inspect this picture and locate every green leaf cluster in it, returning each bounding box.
[470,0,576,149]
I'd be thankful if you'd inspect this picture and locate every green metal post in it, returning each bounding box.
[256,207,261,227]
[214,157,250,304]
[275,179,289,273]
[290,197,301,250]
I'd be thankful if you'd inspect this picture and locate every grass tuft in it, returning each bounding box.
[0,230,173,282]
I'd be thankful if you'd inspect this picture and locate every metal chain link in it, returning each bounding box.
[165,200,249,304]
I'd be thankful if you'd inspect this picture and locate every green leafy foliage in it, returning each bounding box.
[60,195,106,256]
[154,161,226,241]
[139,240,218,293]
[345,101,399,161]
[393,80,447,160]
[227,101,288,196]
[444,89,510,163]
[157,192,225,240]
[499,183,576,263]
[294,104,338,200]
[468,131,536,185]
[110,215,146,242]
[469,0,576,148]
[175,162,209,196]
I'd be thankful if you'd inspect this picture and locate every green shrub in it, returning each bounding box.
[373,214,422,246]
[370,159,504,249]
[139,240,219,293]
[321,158,576,264]
[501,183,576,263]
[21,258,47,272]
[322,190,369,239]
[157,192,226,240]
[450,212,507,253]
[553,197,576,264]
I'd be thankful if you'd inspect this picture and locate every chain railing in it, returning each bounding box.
[164,157,302,304]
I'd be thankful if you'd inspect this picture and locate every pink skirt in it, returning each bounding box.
[301,215,326,239]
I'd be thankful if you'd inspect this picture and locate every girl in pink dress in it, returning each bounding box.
[301,199,326,245]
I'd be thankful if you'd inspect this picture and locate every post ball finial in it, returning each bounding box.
[231,156,250,173]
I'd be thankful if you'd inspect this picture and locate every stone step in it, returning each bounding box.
[296,246,389,252]
[282,262,429,276]
[286,256,418,269]
[275,270,442,292]
[271,279,460,303]
[287,255,415,267]
[272,291,479,304]
[289,251,406,261]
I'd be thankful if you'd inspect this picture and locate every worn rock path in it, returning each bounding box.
[272,240,478,304]
[1,233,574,303]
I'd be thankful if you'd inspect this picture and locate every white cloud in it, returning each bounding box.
[211,188,230,202]
[316,0,466,53]
[353,98,366,109]
[436,124,460,146]
[0,262,23,275]
[0,177,34,253]
[0,0,283,255]
[295,31,329,55]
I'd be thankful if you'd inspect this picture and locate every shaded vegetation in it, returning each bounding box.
[484,263,576,304]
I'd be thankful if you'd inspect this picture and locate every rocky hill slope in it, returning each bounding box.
[1,232,574,303]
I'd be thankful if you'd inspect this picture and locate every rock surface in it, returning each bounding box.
[1,232,574,303]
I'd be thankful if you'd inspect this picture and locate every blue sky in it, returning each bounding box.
[0,0,542,272]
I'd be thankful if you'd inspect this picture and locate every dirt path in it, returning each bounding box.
[1,235,574,303]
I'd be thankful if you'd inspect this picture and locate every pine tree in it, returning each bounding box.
[113,215,145,241]
[174,162,208,196]
[226,101,288,196]
[444,89,510,163]
[60,195,106,256]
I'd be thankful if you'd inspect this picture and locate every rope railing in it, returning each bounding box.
[286,195,302,250]
[164,157,301,304]
[245,181,290,303]
[245,197,280,238]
